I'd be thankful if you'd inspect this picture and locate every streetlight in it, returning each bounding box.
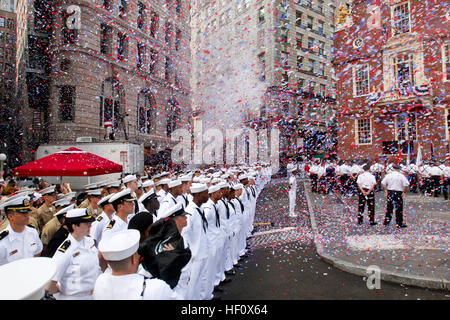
[0,153,6,179]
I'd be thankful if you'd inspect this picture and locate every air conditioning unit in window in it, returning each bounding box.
[76,137,97,143]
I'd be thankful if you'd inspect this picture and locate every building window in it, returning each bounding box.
[137,2,146,30]
[356,118,372,145]
[353,64,369,96]
[307,37,314,50]
[117,32,127,62]
[297,55,303,71]
[317,0,324,13]
[258,52,266,81]
[393,53,414,88]
[137,42,145,70]
[58,86,75,122]
[309,58,315,73]
[296,10,302,27]
[318,62,325,76]
[176,0,182,14]
[165,56,171,81]
[391,1,410,35]
[150,12,158,37]
[100,24,112,54]
[0,17,5,28]
[119,0,127,19]
[318,41,325,55]
[137,91,156,134]
[175,28,181,51]
[306,16,313,29]
[103,0,112,10]
[395,114,417,141]
[258,6,265,23]
[100,79,121,128]
[317,20,324,35]
[320,84,326,96]
[167,98,180,137]
[165,21,172,45]
[296,33,303,48]
[446,108,450,140]
[443,43,450,82]
[149,49,158,74]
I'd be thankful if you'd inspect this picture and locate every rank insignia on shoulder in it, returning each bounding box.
[106,219,116,229]
[58,240,71,253]
[97,216,103,222]
[0,230,8,240]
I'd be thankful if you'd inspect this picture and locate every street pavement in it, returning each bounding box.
[304,179,449,291]
[221,178,449,299]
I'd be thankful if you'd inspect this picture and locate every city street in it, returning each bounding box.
[221,178,449,300]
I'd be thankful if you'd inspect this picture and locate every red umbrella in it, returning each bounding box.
[14,147,123,177]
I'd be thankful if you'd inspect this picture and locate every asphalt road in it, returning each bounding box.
[220,178,449,300]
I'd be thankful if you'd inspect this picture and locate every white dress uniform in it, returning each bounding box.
[230,196,244,263]
[217,198,233,273]
[101,216,128,240]
[89,212,115,246]
[156,192,178,221]
[238,190,249,256]
[52,233,100,299]
[93,229,181,300]
[0,224,43,266]
[289,173,297,217]
[182,200,210,300]
[202,197,223,289]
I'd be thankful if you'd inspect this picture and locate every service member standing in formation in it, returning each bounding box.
[37,186,58,231]
[356,164,377,226]
[89,194,115,246]
[381,164,409,228]
[0,196,43,266]
[46,208,100,299]
[102,188,136,240]
[288,167,298,218]
[93,229,180,300]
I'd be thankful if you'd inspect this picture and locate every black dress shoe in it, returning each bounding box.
[397,224,407,228]
[225,270,236,276]
[369,221,378,226]
[213,286,224,293]
[233,263,242,268]
[220,277,232,284]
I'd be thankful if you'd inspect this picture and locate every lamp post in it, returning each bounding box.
[0,153,6,179]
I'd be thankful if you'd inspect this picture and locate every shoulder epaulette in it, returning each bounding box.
[96,216,103,222]
[106,219,116,229]
[0,230,8,240]
[58,240,71,253]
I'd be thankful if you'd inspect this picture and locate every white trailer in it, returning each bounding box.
[35,142,144,190]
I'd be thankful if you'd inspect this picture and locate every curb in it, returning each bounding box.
[302,180,449,292]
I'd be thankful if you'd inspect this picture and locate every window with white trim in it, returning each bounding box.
[391,1,410,35]
[393,53,414,88]
[356,118,372,145]
[443,43,450,82]
[353,64,369,96]
[446,108,450,141]
[395,114,417,141]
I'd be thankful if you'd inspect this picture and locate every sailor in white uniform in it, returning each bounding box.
[93,229,180,300]
[289,167,298,217]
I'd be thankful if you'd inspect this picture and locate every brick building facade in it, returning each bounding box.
[333,0,449,162]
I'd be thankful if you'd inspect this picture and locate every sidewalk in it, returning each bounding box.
[303,180,449,291]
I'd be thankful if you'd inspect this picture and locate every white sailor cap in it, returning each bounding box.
[156,178,171,186]
[232,183,243,190]
[192,177,201,183]
[83,183,98,190]
[66,208,95,223]
[0,257,57,300]
[168,179,182,188]
[122,174,137,184]
[98,194,114,207]
[0,195,31,213]
[238,174,248,180]
[200,178,211,184]
[139,189,156,203]
[212,172,221,178]
[211,178,221,184]
[32,192,42,201]
[158,202,186,220]
[190,183,208,194]
[52,198,71,208]
[208,185,221,194]
[87,188,103,197]
[140,175,148,180]
[55,203,75,217]
[109,188,136,204]
[98,229,141,261]
[179,174,192,182]
[142,180,154,188]
[64,192,76,200]
[218,182,230,189]
[97,180,109,188]
[220,174,230,179]
[40,186,56,196]
[106,181,121,189]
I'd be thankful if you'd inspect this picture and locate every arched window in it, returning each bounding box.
[99,78,121,129]
[137,90,156,134]
[167,98,180,136]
